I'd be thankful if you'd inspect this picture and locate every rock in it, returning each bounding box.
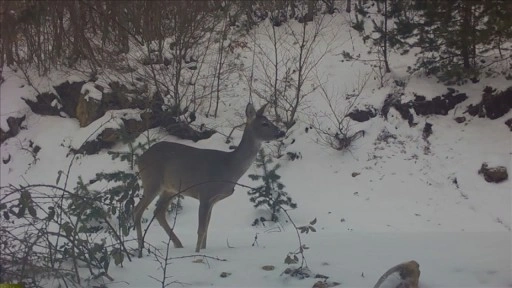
[478,163,508,183]
[376,128,397,143]
[381,93,415,127]
[454,116,466,123]
[102,81,146,111]
[314,273,329,279]
[2,154,11,164]
[54,81,85,118]
[122,118,147,137]
[1,115,26,144]
[412,90,467,116]
[482,86,512,120]
[348,107,377,122]
[262,265,275,271]
[76,94,102,127]
[0,129,8,144]
[413,94,426,101]
[382,89,468,126]
[466,86,512,120]
[312,281,328,288]
[102,87,129,111]
[220,272,231,278]
[351,172,360,177]
[312,280,340,288]
[24,92,62,116]
[422,122,433,139]
[505,118,512,131]
[165,121,216,142]
[71,128,120,155]
[6,115,26,136]
[99,128,121,144]
[71,111,212,155]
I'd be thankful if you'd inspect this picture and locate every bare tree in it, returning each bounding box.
[206,1,243,118]
[250,1,339,130]
[310,73,369,151]
[129,1,222,117]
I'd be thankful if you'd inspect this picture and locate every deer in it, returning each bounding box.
[133,103,285,257]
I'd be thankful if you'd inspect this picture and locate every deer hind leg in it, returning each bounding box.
[154,192,184,248]
[133,185,160,258]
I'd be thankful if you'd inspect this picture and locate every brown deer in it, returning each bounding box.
[133,103,284,257]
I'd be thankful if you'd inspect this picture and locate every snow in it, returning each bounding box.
[1,12,511,288]
[67,74,87,84]
[81,82,103,101]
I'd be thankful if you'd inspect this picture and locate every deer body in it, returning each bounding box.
[134,103,283,257]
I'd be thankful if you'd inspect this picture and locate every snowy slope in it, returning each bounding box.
[1,12,511,288]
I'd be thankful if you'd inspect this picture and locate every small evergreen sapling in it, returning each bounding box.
[247,150,297,225]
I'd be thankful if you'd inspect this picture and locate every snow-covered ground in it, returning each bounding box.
[1,12,511,288]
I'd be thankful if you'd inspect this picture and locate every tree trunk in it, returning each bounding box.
[383,0,390,73]
[461,2,472,69]
[118,3,129,54]
[1,1,16,66]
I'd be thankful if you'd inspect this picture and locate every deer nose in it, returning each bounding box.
[277,130,286,138]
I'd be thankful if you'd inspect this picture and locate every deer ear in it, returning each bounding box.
[256,103,268,116]
[246,103,256,122]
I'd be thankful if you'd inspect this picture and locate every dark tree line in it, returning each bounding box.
[354,0,512,83]
[1,1,222,74]
[0,0,318,74]
[1,0,510,82]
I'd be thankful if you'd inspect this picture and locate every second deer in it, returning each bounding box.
[133,103,285,257]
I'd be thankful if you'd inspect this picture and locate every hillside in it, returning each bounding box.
[1,1,511,288]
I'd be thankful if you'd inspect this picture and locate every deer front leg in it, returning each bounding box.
[196,200,214,252]
[197,193,228,251]
[201,204,215,250]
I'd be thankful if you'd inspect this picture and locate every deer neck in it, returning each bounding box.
[228,127,262,180]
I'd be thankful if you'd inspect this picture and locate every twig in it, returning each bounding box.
[281,208,307,269]
[169,255,227,262]
[226,238,234,249]
[225,123,245,144]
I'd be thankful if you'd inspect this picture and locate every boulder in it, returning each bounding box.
[381,93,415,127]
[382,89,468,126]
[505,118,512,131]
[478,163,508,183]
[54,81,85,118]
[466,86,512,120]
[76,94,102,127]
[454,116,466,123]
[422,122,433,139]
[348,107,377,122]
[23,92,61,116]
[71,128,120,155]
[102,81,146,111]
[412,91,467,116]
[6,115,26,136]
[165,121,216,142]
[1,115,26,144]
[0,129,9,144]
